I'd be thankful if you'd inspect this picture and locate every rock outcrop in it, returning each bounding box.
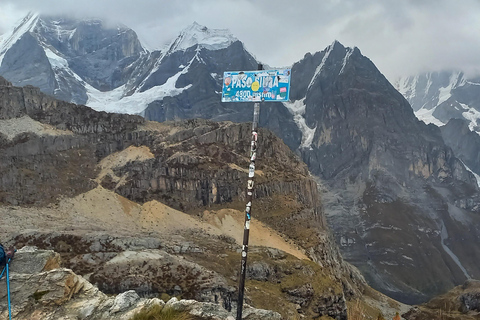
[403,279,480,320]
[0,247,281,320]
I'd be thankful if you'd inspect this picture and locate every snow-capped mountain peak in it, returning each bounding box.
[0,12,39,65]
[167,22,237,53]
[395,70,480,132]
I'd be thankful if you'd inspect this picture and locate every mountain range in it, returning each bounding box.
[396,71,480,180]
[2,13,480,307]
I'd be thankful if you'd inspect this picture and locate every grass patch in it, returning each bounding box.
[32,290,50,301]
[129,304,194,320]
[246,280,294,317]
[279,259,342,296]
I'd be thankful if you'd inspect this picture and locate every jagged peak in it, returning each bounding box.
[13,12,40,33]
[306,40,358,89]
[167,22,238,53]
[0,12,40,65]
[330,39,345,50]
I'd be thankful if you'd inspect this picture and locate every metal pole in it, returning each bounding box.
[6,260,12,320]
[236,100,261,320]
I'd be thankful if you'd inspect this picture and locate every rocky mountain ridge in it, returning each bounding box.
[0,77,407,319]
[287,41,480,304]
[395,71,480,132]
[2,14,480,307]
[396,70,480,184]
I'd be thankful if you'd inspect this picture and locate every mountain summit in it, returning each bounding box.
[0,13,148,105]
[168,22,238,52]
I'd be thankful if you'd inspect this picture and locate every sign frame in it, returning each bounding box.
[222,69,291,103]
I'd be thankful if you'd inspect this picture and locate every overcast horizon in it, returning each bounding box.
[1,0,480,82]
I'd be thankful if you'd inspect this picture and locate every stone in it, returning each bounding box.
[10,246,60,274]
[110,290,140,313]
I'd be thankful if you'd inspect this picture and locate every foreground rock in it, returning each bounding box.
[0,247,281,320]
[403,279,480,320]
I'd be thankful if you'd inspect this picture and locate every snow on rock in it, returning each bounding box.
[307,42,334,90]
[86,66,192,115]
[414,107,445,126]
[284,98,316,149]
[0,12,39,65]
[460,103,480,132]
[440,220,471,280]
[460,160,480,188]
[168,22,237,52]
[339,47,354,74]
[395,75,418,102]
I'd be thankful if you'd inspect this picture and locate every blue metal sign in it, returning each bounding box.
[222,69,291,102]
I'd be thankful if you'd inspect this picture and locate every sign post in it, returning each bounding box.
[222,65,291,320]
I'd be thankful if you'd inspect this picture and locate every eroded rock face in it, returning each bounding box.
[0,81,144,205]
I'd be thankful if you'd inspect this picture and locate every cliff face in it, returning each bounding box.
[0,82,143,205]
[288,42,480,304]
[0,78,380,319]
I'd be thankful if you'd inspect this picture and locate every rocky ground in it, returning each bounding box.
[403,280,480,320]
[0,247,282,320]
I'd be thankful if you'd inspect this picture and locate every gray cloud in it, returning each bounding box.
[1,0,480,81]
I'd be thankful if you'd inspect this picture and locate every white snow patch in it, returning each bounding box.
[460,159,480,188]
[438,87,452,106]
[459,103,480,133]
[0,13,39,65]
[44,46,69,69]
[424,73,432,96]
[283,98,316,149]
[43,46,89,95]
[339,48,353,74]
[307,43,334,90]
[396,75,419,101]
[169,22,237,52]
[86,67,192,114]
[414,107,445,126]
[439,221,471,279]
[437,72,463,105]
[402,255,414,261]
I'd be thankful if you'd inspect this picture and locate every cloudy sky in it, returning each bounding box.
[1,0,480,81]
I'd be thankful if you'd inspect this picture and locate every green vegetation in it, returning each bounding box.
[32,290,50,301]
[129,304,194,320]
